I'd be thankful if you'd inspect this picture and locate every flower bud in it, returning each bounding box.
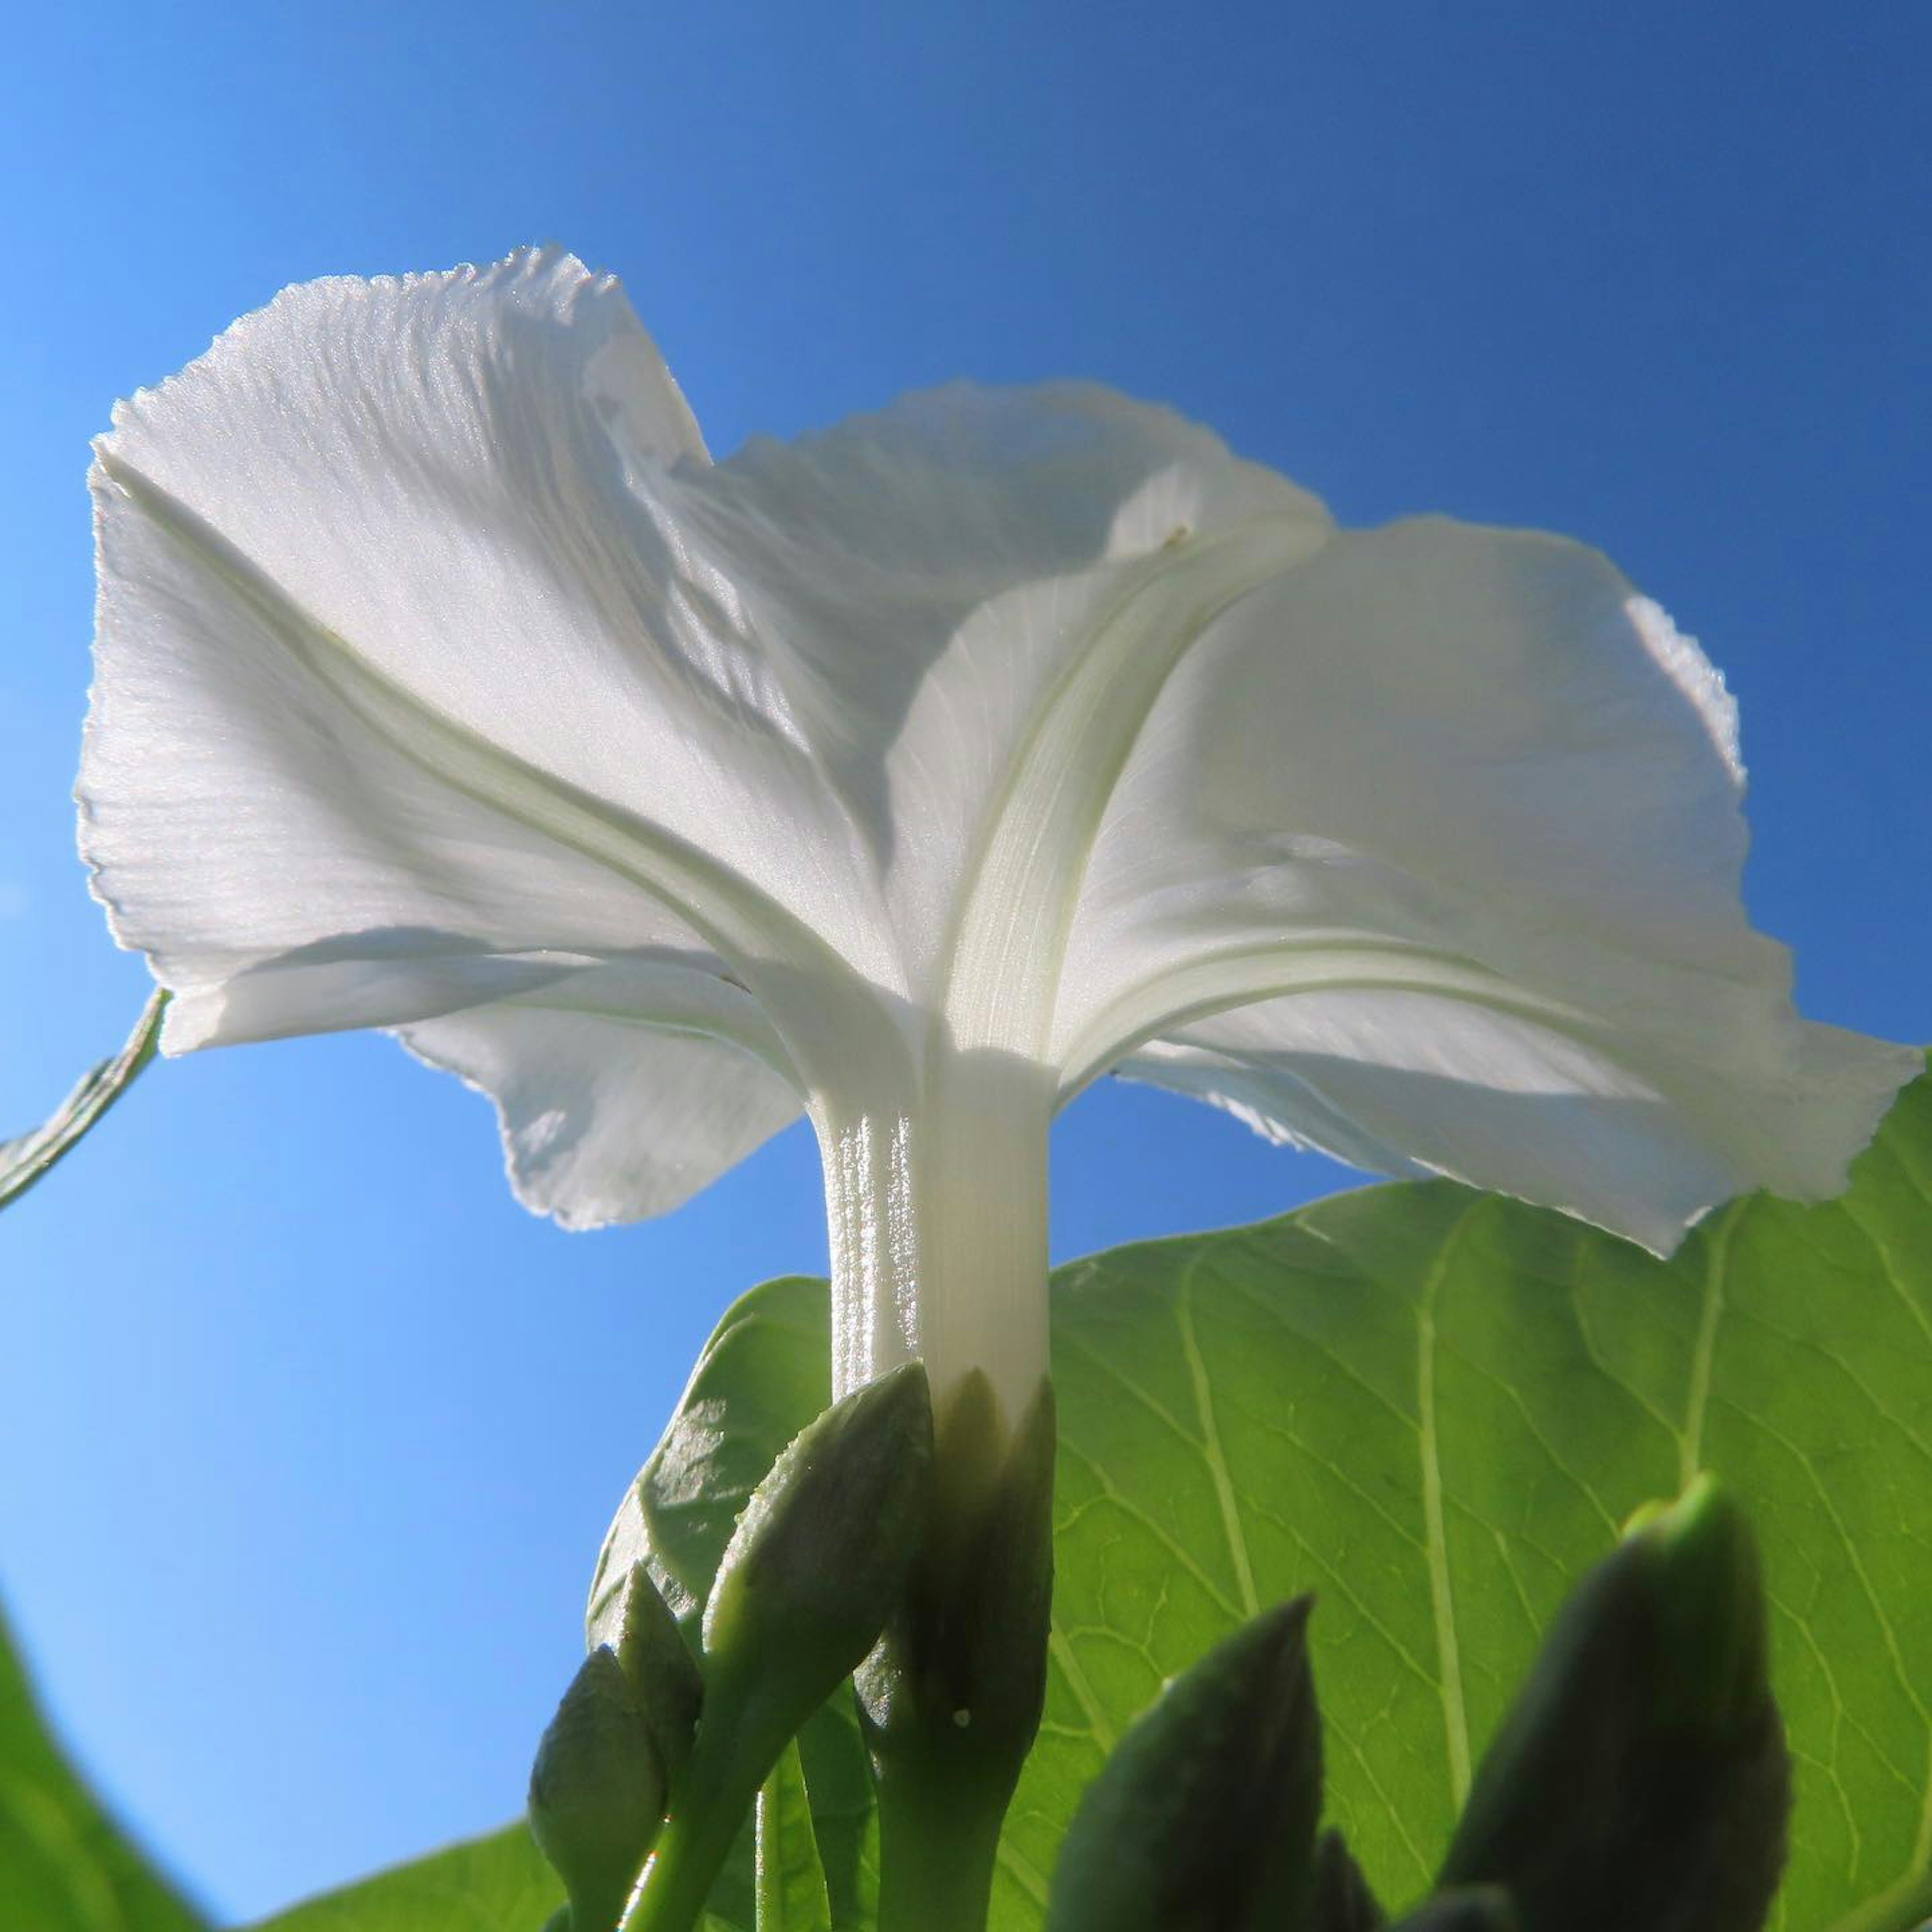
[1436,1474,1788,1932]
[1312,1827,1385,1930]
[623,1366,933,1932]
[615,1560,703,1783]
[527,1646,666,1932]
[1045,1595,1323,1932]
[702,1359,934,1726]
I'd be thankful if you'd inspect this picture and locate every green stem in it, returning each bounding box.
[873,1773,1007,1932]
[622,1707,770,1932]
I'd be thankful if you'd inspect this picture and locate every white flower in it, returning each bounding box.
[79,247,1915,1425]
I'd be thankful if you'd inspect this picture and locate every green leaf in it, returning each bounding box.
[0,990,166,1212]
[239,1824,558,1930]
[579,1062,1932,1932]
[0,1591,206,1930]
[234,1057,1932,1931]
[756,1742,832,1932]
[1008,1058,1932,1932]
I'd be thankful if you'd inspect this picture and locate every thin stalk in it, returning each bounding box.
[621,1703,773,1932]
[874,1778,1007,1932]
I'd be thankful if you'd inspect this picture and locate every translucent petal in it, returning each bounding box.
[664,382,1331,1001]
[82,247,883,1053]
[1122,993,1917,1253]
[401,994,802,1227]
[1056,518,1916,1242]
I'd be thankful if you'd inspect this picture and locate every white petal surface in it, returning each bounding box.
[1057,517,1917,1242]
[658,383,1331,999]
[401,993,802,1228]
[82,247,886,1056]
[82,246,1911,1263]
[1122,995,1915,1252]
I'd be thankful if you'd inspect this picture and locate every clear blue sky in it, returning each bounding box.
[3,4,1927,1920]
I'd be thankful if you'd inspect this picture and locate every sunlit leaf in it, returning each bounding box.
[239,1824,556,1931]
[1002,1057,1932,1932]
[188,1060,1932,1930]
[757,1741,832,1932]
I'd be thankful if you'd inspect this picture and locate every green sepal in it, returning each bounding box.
[1436,1474,1788,1932]
[1311,1827,1386,1930]
[858,1374,1057,1930]
[1045,1594,1323,1932]
[527,1647,666,1932]
[702,1359,934,1712]
[616,1560,704,1784]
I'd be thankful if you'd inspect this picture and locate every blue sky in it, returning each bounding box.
[3,3,1928,1920]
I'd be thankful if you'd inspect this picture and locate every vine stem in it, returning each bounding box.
[621,1709,770,1932]
[873,1774,1007,1932]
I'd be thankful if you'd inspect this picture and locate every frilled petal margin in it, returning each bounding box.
[80,245,1919,1416]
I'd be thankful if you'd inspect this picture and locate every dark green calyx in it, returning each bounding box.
[616,1560,703,1782]
[1388,1889,1517,1931]
[1639,1473,1770,1737]
[1437,1473,1788,1932]
[702,1359,935,1710]
[1046,1595,1324,1932]
[1312,1827,1386,1931]
[858,1373,1057,1930]
[527,1647,666,1932]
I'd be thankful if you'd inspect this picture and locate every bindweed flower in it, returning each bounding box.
[80,247,1914,1428]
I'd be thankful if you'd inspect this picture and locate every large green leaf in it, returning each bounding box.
[0,1592,207,1930]
[240,1824,557,1931]
[233,1059,1932,1930]
[1005,1059,1932,1932]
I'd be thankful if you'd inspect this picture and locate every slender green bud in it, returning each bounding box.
[1388,1889,1517,1930]
[859,1373,1057,1932]
[616,1561,704,1783]
[1312,1827,1386,1931]
[703,1359,934,1712]
[527,1647,666,1932]
[1046,1595,1323,1932]
[1437,1474,1788,1932]
[625,1364,933,1932]
[1641,1474,1770,1738]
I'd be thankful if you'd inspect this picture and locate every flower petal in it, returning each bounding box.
[653,382,1332,1003]
[399,959,802,1227]
[1055,518,1916,1236]
[82,247,886,1055]
[1122,995,1916,1252]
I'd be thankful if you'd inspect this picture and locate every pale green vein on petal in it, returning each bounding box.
[98,456,900,1098]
